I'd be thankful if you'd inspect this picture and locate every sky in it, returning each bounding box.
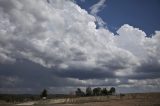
[76,0,160,35]
[0,0,160,94]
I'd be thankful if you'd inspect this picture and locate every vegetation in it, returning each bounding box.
[0,93,72,103]
[93,87,102,96]
[40,89,48,98]
[0,87,116,103]
[101,88,108,96]
[86,87,92,96]
[0,94,40,103]
[75,87,116,97]
[75,88,85,97]
[109,87,116,95]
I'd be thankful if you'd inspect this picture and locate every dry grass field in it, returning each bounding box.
[0,93,160,106]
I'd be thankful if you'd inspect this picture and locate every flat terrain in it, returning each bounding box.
[0,93,160,106]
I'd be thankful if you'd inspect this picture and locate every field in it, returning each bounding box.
[0,93,160,106]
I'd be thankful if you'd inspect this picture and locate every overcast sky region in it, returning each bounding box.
[0,0,160,94]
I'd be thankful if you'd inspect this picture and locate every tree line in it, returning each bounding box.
[40,87,116,98]
[0,94,40,103]
[75,87,116,97]
[0,87,116,103]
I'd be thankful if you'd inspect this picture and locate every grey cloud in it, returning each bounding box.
[54,67,115,80]
[127,61,160,80]
[0,60,89,94]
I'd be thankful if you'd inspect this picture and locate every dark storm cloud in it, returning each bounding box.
[0,60,87,90]
[54,67,115,80]
[127,61,160,80]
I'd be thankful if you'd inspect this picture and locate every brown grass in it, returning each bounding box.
[0,93,160,106]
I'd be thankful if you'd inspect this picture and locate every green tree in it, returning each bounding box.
[75,88,85,96]
[101,88,108,96]
[86,87,92,96]
[109,87,116,95]
[93,87,101,96]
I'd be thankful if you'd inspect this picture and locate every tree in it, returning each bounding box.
[41,89,47,99]
[109,87,116,95]
[93,87,101,96]
[75,88,85,96]
[101,88,108,96]
[86,87,92,96]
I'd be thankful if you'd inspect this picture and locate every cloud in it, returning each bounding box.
[90,0,106,27]
[0,76,20,87]
[80,0,85,3]
[90,0,106,15]
[115,24,147,58]
[0,0,137,73]
[0,0,160,93]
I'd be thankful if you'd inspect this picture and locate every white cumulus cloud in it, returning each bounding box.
[0,0,160,93]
